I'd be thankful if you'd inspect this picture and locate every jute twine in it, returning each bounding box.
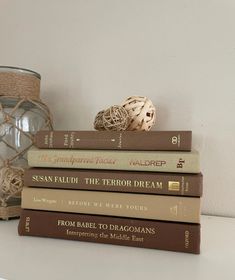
[0,72,40,100]
[0,205,21,220]
[0,69,53,219]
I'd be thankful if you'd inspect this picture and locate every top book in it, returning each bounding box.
[35,130,192,151]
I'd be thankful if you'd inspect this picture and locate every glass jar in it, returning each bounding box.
[0,66,52,219]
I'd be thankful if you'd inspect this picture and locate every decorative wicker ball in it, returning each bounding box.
[94,105,130,131]
[94,110,106,131]
[0,166,24,199]
[122,96,156,131]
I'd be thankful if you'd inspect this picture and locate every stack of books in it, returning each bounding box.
[18,130,202,254]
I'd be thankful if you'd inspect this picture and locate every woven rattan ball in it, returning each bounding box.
[122,96,156,131]
[0,166,24,197]
[94,105,130,131]
[94,110,106,130]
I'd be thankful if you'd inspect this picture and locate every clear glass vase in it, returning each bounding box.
[0,66,52,219]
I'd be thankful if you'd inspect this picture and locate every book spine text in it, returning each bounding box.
[18,209,200,254]
[35,130,192,151]
[24,168,203,197]
[22,187,201,223]
[28,149,200,173]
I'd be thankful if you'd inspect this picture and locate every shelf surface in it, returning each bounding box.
[0,215,234,280]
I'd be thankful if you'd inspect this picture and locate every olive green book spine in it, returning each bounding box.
[27,148,200,173]
[21,187,201,223]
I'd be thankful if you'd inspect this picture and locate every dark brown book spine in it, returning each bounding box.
[35,130,192,151]
[24,168,203,197]
[18,209,200,254]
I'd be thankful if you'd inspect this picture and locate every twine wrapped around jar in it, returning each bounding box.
[0,66,53,219]
[0,69,41,100]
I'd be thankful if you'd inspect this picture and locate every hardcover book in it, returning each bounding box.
[35,130,192,151]
[24,168,203,197]
[18,209,201,254]
[27,148,200,173]
[21,187,201,223]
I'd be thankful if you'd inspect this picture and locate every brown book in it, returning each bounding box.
[28,148,200,173]
[22,187,201,223]
[18,209,201,254]
[24,168,203,197]
[35,130,192,151]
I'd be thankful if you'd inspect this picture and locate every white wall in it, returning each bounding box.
[0,0,235,217]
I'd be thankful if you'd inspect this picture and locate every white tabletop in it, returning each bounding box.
[0,215,234,280]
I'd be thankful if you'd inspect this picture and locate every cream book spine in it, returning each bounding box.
[27,148,200,173]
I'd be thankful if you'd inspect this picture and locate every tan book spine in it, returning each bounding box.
[22,187,201,223]
[27,149,200,173]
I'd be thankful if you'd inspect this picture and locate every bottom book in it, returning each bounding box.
[18,209,200,254]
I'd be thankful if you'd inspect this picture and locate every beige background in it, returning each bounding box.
[0,0,234,217]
